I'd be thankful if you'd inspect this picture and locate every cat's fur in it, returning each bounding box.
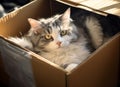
[8,8,104,72]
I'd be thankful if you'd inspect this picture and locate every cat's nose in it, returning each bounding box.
[56,41,61,47]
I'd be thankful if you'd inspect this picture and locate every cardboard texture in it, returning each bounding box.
[67,34,120,87]
[0,0,120,87]
[57,0,120,16]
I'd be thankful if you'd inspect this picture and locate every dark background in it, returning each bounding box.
[0,0,31,17]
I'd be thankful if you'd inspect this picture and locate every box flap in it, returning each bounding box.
[31,52,67,87]
[67,33,120,87]
[0,0,51,37]
[57,0,120,16]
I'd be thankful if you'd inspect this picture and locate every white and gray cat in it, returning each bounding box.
[8,8,104,72]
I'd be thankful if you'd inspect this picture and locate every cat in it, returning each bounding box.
[8,8,104,72]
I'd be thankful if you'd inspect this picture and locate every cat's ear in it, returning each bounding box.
[28,18,40,28]
[28,18,42,35]
[61,8,71,24]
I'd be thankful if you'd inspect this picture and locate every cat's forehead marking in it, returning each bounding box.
[39,15,62,32]
[40,15,61,24]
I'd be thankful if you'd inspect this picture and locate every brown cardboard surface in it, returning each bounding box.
[0,0,119,87]
[56,0,108,16]
[31,53,67,87]
[67,34,120,87]
[58,0,120,16]
[0,0,51,37]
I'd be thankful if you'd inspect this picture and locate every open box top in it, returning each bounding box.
[0,0,120,37]
[57,0,120,16]
[0,0,119,87]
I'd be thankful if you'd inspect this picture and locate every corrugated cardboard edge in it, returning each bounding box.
[56,0,108,16]
[0,0,51,37]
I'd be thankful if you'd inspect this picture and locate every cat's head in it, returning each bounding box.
[28,8,79,51]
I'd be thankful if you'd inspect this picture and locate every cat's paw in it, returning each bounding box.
[65,63,78,72]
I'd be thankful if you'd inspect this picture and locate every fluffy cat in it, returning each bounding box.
[8,8,104,72]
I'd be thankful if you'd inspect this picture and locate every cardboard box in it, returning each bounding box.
[0,0,120,87]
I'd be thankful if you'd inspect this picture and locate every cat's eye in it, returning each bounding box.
[60,30,68,36]
[45,34,52,40]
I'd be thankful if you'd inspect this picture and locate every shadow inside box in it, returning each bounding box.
[118,84,120,87]
[0,83,8,87]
